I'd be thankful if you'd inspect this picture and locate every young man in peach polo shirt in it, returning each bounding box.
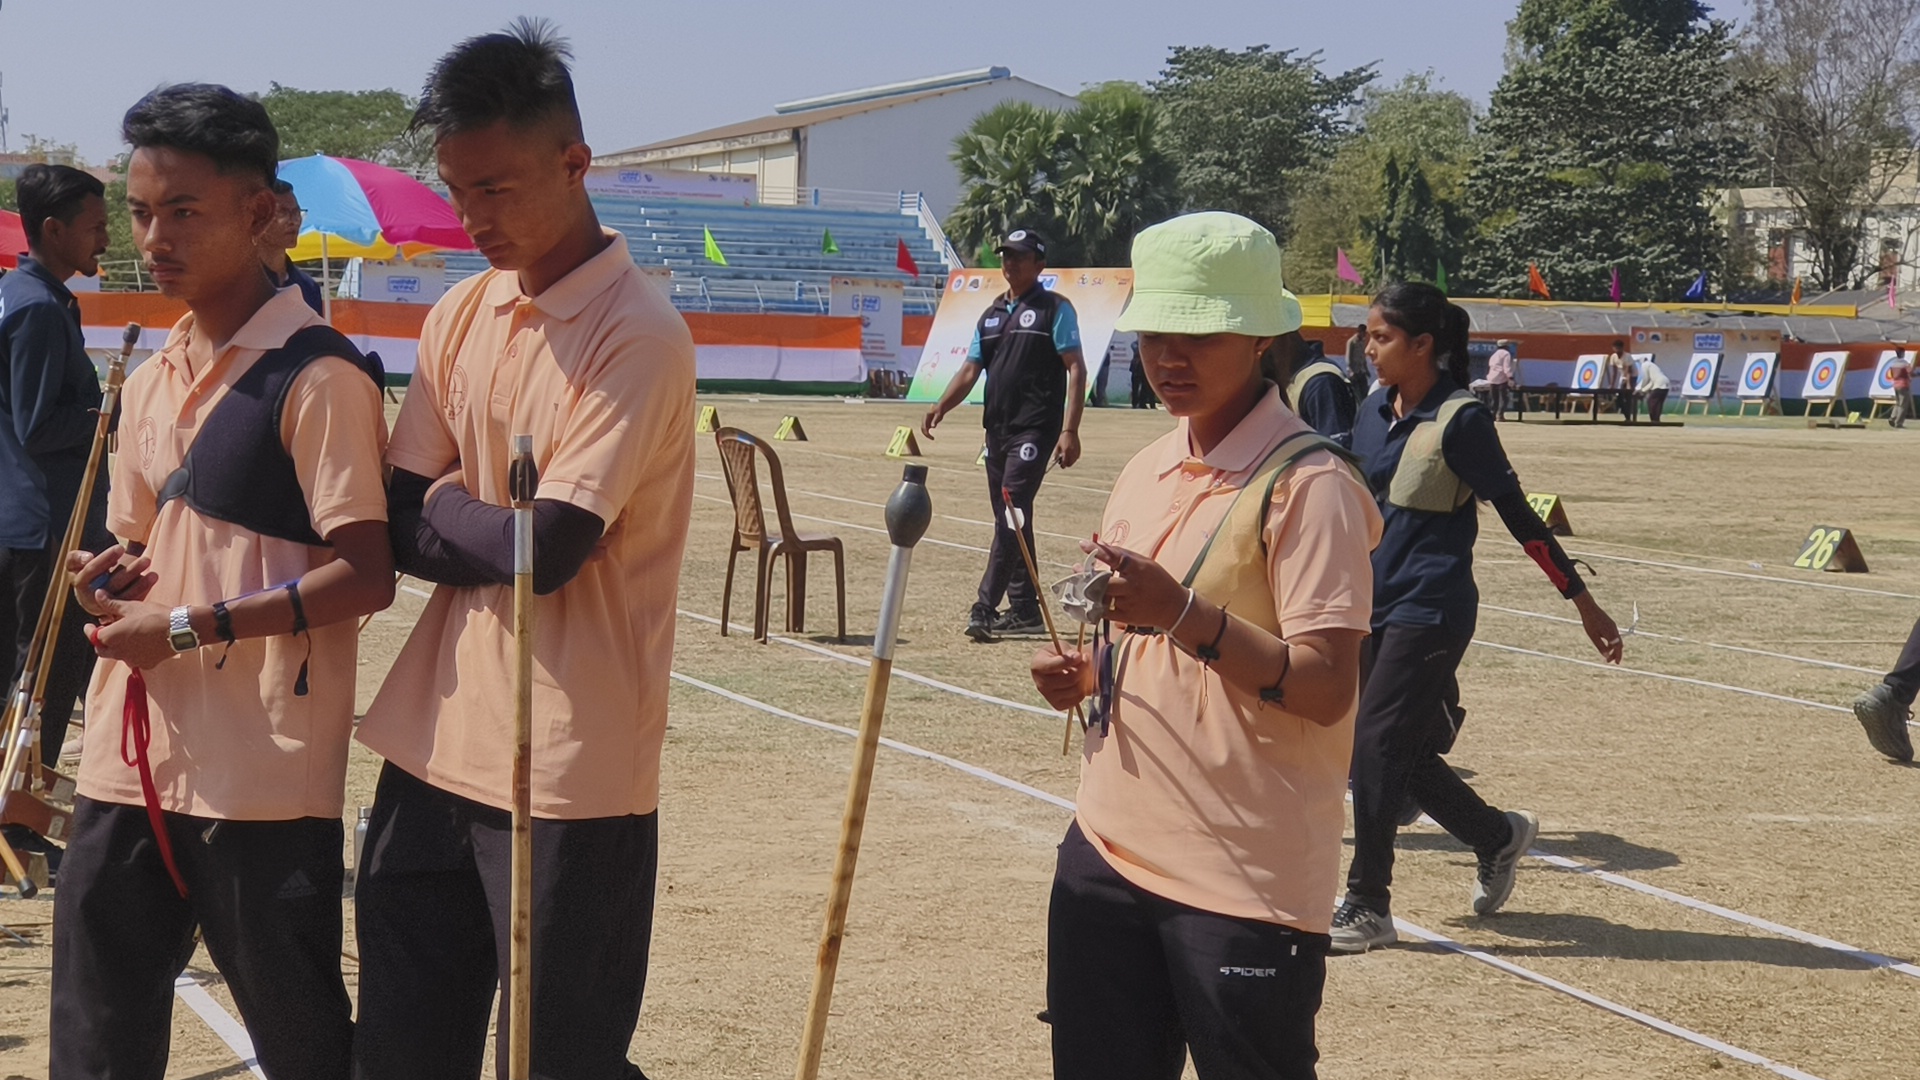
[52,85,393,1079]
[351,23,695,1079]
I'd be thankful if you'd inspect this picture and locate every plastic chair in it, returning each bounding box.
[713,427,846,643]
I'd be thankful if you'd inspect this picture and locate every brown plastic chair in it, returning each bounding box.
[713,427,846,643]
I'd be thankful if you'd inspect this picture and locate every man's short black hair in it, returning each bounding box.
[121,83,279,189]
[411,17,584,145]
[17,164,106,246]
[270,178,294,196]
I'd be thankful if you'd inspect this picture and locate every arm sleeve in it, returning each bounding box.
[1265,463,1381,638]
[1052,301,1082,353]
[1490,490,1586,600]
[1439,404,1523,503]
[387,469,498,588]
[418,481,607,595]
[966,326,984,364]
[8,305,95,456]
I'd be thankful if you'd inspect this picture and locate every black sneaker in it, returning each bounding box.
[965,607,998,643]
[1330,899,1397,953]
[992,607,1046,635]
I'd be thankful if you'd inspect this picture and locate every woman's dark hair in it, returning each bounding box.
[412,17,583,146]
[1371,282,1471,386]
[16,164,105,246]
[121,84,278,189]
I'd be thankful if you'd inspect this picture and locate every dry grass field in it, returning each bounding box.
[4,393,1919,1079]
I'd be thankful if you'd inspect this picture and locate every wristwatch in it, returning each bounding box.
[168,606,200,653]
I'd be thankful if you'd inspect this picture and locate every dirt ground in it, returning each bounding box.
[4,394,1920,1079]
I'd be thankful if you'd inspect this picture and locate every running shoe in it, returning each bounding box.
[992,607,1046,635]
[1471,809,1538,916]
[1852,683,1914,762]
[1330,899,1397,953]
[965,606,998,643]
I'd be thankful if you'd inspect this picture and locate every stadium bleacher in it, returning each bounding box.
[445,194,952,315]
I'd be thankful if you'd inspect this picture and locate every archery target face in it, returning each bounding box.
[1739,353,1777,397]
[1573,355,1605,390]
[1684,353,1720,396]
[1803,352,1845,397]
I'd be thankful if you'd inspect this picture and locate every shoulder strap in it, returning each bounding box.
[1178,430,1359,588]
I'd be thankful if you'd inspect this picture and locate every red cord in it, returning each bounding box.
[120,669,187,898]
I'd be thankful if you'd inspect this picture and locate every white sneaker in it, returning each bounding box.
[1471,810,1539,916]
[59,733,84,767]
[1330,900,1397,953]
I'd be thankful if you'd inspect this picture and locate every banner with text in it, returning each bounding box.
[829,276,904,371]
[585,165,758,204]
[906,267,1134,403]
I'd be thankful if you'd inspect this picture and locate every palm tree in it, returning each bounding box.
[1057,84,1181,266]
[946,102,1068,266]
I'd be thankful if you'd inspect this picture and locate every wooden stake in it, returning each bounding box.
[507,434,537,1080]
[0,323,138,899]
[795,466,931,1080]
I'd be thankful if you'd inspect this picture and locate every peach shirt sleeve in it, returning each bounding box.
[1265,462,1382,637]
[281,356,391,537]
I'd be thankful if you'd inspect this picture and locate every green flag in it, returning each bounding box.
[703,226,727,266]
[977,240,1001,269]
[821,228,839,255]
[1435,260,1448,294]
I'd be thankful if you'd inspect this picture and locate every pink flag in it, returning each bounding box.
[1335,248,1363,285]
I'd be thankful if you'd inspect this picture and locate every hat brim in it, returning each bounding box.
[1115,289,1303,337]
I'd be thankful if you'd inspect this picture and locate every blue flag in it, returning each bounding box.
[1684,270,1707,301]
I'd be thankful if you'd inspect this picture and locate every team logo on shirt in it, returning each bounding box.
[1018,310,1037,329]
[135,417,157,470]
[444,365,469,422]
[1018,442,1039,462]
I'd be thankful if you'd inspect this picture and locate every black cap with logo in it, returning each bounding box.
[996,228,1047,258]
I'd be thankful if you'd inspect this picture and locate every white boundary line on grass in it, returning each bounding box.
[673,602,1920,981]
[1478,604,1881,675]
[1563,549,1920,602]
[1469,640,1860,716]
[173,974,266,1078]
[671,669,1829,1080]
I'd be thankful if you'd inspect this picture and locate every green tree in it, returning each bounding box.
[1287,75,1479,293]
[1149,45,1375,242]
[1055,83,1180,266]
[946,87,1178,267]
[260,84,430,170]
[1462,0,1751,301]
[1739,0,1920,289]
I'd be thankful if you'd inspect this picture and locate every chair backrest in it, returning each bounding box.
[713,427,802,542]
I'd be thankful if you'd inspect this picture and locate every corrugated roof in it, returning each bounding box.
[603,81,1009,158]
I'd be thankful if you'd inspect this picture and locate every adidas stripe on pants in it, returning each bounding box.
[50,796,352,1079]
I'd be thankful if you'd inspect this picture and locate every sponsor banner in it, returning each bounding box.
[829,276,904,371]
[586,165,757,204]
[1633,327,1779,399]
[906,267,1134,404]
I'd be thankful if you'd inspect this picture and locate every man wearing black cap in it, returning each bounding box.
[921,228,1085,642]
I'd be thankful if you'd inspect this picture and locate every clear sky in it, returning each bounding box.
[0,0,1745,165]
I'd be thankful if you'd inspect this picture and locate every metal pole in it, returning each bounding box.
[794,464,931,1080]
[507,434,537,1080]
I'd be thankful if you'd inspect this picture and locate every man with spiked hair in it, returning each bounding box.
[353,20,695,1078]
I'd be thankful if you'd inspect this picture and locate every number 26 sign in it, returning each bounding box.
[1793,525,1869,573]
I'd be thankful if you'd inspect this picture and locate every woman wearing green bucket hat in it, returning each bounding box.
[1029,212,1382,1079]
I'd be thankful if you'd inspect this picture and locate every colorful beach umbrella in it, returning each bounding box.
[275,153,473,262]
[0,209,27,270]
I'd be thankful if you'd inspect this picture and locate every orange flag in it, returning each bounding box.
[1527,263,1552,300]
[1791,276,1803,306]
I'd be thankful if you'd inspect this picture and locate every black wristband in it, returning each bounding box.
[1197,607,1229,665]
[211,600,236,644]
[1259,640,1292,705]
[284,581,308,636]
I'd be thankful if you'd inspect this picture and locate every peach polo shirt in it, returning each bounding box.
[1077,386,1382,932]
[356,232,696,820]
[79,287,390,821]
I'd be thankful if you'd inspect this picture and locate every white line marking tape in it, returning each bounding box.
[1389,923,1826,1080]
[1479,604,1881,675]
[671,672,1073,811]
[695,471,1085,544]
[173,974,266,1078]
[674,669,1828,1079]
[676,610,1059,717]
[1468,639,1884,719]
[692,493,1078,568]
[1565,548,1920,601]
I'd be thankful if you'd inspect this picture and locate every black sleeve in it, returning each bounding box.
[388,469,498,588]
[419,477,607,595]
[1490,490,1587,600]
[1298,372,1358,444]
[1439,403,1523,502]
